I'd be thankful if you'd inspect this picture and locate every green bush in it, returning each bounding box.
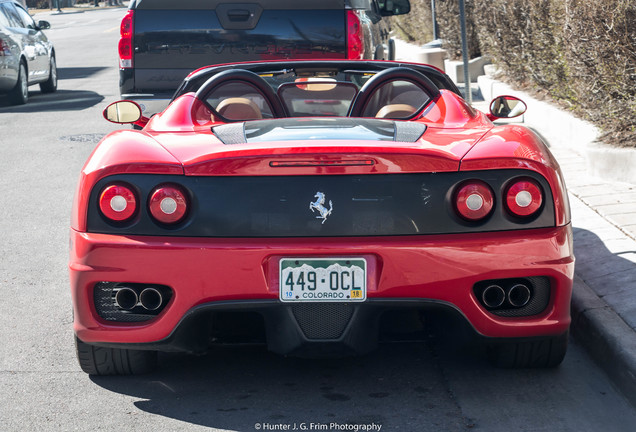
[394,0,636,146]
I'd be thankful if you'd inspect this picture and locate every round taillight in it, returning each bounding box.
[455,181,494,221]
[505,179,543,217]
[149,185,188,224]
[99,184,137,222]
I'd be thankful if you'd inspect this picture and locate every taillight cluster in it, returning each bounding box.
[118,10,134,69]
[98,183,189,225]
[346,10,364,60]
[454,178,544,221]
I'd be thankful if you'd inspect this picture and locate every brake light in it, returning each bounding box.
[346,10,363,60]
[0,39,11,56]
[148,185,188,224]
[455,181,494,221]
[99,184,137,222]
[505,179,543,217]
[118,10,134,69]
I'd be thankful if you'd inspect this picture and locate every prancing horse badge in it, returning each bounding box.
[309,191,333,224]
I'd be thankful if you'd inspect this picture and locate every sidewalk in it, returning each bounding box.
[396,40,636,405]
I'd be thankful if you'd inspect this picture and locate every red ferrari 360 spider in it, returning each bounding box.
[70,60,574,375]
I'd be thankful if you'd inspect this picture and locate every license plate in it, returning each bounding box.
[279,258,367,302]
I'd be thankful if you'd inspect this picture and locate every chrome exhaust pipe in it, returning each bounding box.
[508,283,531,307]
[482,284,506,308]
[114,287,138,310]
[139,287,163,311]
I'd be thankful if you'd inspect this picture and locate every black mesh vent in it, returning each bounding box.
[291,303,354,340]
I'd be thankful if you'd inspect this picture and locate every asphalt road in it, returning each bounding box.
[1,7,635,432]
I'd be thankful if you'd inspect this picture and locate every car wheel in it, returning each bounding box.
[40,55,57,94]
[487,332,568,368]
[8,62,28,105]
[75,336,158,375]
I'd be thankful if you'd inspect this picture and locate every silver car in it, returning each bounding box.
[0,0,56,105]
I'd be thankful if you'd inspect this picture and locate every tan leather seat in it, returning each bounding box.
[375,103,417,119]
[216,97,263,121]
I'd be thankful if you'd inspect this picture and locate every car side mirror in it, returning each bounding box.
[37,20,51,30]
[378,0,411,16]
[103,101,147,125]
[489,95,527,119]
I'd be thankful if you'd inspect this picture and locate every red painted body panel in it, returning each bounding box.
[70,226,573,344]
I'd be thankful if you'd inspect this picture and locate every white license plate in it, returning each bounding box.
[279,258,367,302]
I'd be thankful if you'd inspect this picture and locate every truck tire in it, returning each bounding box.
[75,336,157,375]
[487,332,568,368]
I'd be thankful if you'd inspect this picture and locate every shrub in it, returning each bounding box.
[393,0,636,146]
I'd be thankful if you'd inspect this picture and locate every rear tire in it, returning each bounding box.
[8,62,28,105]
[39,55,57,94]
[487,332,568,368]
[75,336,157,375]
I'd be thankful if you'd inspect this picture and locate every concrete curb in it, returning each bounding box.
[571,274,636,406]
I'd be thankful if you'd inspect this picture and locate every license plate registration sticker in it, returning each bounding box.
[279,258,367,302]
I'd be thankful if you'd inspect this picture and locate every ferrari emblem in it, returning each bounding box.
[309,191,333,224]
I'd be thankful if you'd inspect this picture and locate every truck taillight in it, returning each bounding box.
[346,10,363,60]
[119,10,134,69]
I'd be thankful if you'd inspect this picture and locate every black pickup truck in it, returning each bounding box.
[118,0,410,115]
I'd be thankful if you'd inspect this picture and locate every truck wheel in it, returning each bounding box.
[8,62,28,105]
[40,55,57,94]
[487,332,568,368]
[75,336,157,375]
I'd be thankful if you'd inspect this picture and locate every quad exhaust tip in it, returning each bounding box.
[482,284,506,308]
[114,286,165,311]
[114,287,138,310]
[478,281,533,310]
[508,283,531,307]
[139,287,163,311]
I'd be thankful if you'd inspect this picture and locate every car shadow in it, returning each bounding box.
[572,226,636,328]
[89,338,480,430]
[58,66,110,80]
[0,89,104,112]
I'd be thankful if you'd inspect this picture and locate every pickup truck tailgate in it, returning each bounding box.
[132,0,347,94]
